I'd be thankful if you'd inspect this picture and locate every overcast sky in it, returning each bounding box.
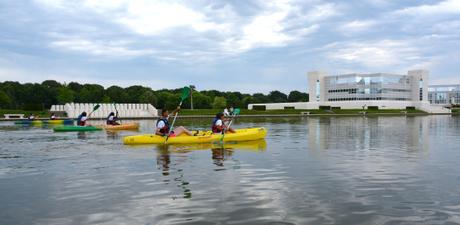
[0,0,459,93]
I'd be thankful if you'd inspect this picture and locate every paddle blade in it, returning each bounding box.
[93,104,101,111]
[180,86,191,101]
[234,108,241,115]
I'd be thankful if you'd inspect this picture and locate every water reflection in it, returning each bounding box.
[307,116,430,153]
[2,116,460,224]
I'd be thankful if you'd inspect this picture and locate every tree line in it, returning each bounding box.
[0,80,309,110]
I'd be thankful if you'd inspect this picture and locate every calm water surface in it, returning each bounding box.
[1,116,460,225]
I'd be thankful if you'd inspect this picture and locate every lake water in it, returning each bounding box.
[1,116,460,225]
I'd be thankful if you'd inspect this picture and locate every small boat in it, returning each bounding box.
[53,125,102,132]
[97,123,140,131]
[15,119,74,125]
[123,127,267,145]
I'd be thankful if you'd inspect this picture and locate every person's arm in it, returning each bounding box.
[171,106,181,116]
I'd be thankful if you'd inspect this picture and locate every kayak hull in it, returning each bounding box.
[53,126,102,132]
[123,127,267,145]
[15,119,74,125]
[98,123,140,131]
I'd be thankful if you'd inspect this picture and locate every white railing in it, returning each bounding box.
[50,103,158,118]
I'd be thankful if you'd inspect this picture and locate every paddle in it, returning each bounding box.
[113,103,122,124]
[220,108,240,142]
[165,86,191,144]
[87,104,101,120]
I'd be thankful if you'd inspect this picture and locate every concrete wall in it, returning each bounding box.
[51,103,158,118]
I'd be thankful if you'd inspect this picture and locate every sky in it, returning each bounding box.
[0,0,459,94]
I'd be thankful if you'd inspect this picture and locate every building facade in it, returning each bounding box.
[428,85,460,105]
[308,70,428,104]
[248,70,450,113]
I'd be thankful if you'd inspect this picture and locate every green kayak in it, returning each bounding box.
[53,126,102,132]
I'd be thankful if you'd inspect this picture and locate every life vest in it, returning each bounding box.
[212,118,223,133]
[77,115,86,126]
[106,115,116,125]
[157,118,170,135]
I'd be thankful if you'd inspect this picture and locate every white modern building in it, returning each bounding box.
[428,84,460,105]
[248,70,450,113]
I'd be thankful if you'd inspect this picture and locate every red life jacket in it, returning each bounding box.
[78,120,86,126]
[157,118,170,135]
[212,118,223,133]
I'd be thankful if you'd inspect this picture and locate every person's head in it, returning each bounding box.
[161,109,169,117]
[109,112,115,116]
[81,112,87,116]
[216,112,224,119]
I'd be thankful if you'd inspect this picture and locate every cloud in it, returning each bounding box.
[340,20,377,32]
[32,0,329,58]
[395,0,460,16]
[323,39,423,69]
[50,38,155,57]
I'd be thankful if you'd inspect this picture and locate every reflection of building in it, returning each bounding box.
[307,116,429,153]
[248,70,450,113]
[428,85,460,105]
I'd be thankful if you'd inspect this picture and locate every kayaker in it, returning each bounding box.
[77,112,88,126]
[156,107,195,137]
[212,112,235,134]
[106,112,120,125]
[28,114,36,120]
[50,113,57,120]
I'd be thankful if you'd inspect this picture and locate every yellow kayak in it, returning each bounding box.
[123,127,267,145]
[98,123,140,131]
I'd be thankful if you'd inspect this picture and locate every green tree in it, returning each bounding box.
[102,95,112,103]
[287,91,309,102]
[252,93,270,103]
[156,91,179,109]
[192,92,212,109]
[57,87,75,104]
[0,90,12,108]
[106,85,129,103]
[139,90,158,106]
[268,90,287,103]
[78,84,105,102]
[212,96,227,109]
[125,85,152,103]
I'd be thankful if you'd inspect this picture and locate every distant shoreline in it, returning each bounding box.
[1,112,456,121]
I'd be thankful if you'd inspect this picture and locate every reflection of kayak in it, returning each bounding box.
[15,119,74,125]
[168,139,267,152]
[123,127,267,145]
[53,125,102,132]
[97,123,139,131]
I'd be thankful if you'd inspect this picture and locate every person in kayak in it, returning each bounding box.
[212,112,235,134]
[50,113,57,120]
[156,107,195,137]
[28,114,36,120]
[77,112,88,126]
[106,112,120,125]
